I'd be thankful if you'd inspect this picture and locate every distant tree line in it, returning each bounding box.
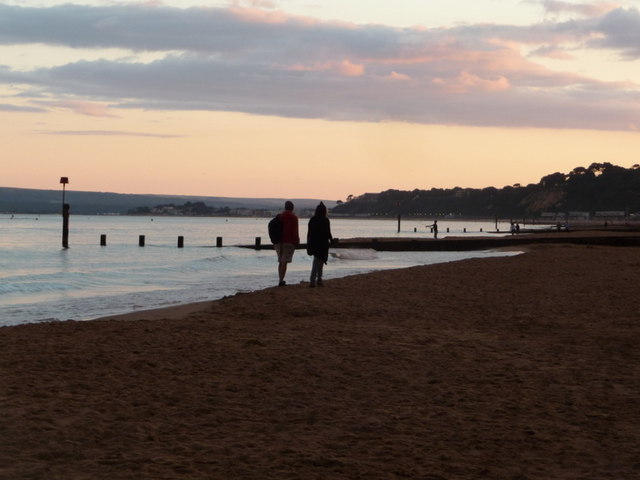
[129,201,231,216]
[331,163,640,218]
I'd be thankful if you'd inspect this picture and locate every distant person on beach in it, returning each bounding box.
[427,220,438,239]
[275,201,300,287]
[307,202,333,288]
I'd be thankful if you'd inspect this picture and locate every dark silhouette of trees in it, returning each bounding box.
[332,163,640,218]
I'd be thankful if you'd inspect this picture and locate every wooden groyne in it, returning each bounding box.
[239,230,640,252]
[92,229,639,250]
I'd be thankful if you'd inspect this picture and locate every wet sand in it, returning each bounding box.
[1,243,639,479]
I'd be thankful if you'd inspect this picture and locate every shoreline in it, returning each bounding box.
[1,241,638,478]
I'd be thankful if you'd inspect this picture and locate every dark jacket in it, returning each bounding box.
[306,216,333,263]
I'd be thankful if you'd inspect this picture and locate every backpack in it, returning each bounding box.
[268,214,283,244]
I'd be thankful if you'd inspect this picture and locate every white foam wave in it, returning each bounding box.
[330,249,378,260]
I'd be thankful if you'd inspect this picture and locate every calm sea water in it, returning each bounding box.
[0,215,518,326]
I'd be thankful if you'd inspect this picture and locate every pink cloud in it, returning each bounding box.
[228,6,321,26]
[335,59,365,77]
[288,59,365,77]
[228,7,289,24]
[368,40,535,74]
[232,0,278,8]
[386,71,411,81]
[1,2,638,131]
[433,71,511,93]
[46,100,117,117]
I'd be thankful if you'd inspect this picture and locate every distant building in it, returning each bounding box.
[568,211,590,220]
[540,211,590,221]
[594,211,626,220]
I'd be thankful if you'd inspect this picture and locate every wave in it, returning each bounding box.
[330,249,378,261]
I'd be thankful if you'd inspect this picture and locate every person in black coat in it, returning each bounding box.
[307,202,333,287]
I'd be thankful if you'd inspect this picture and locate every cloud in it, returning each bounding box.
[539,1,621,17]
[36,129,184,138]
[386,71,411,81]
[232,0,278,9]
[288,59,365,76]
[529,45,575,60]
[433,71,511,93]
[589,7,640,58]
[39,100,118,117]
[0,3,638,131]
[0,102,46,113]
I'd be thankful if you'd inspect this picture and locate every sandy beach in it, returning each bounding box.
[1,242,639,479]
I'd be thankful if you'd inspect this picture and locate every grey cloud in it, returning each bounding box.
[590,8,640,58]
[4,53,633,131]
[0,3,403,58]
[0,102,46,112]
[539,0,612,17]
[1,3,638,58]
[0,4,238,52]
[0,3,636,63]
[0,4,638,131]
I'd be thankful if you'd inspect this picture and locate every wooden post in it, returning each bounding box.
[397,214,401,233]
[255,236,261,249]
[178,236,184,248]
[216,236,223,248]
[62,203,70,249]
[100,234,107,246]
[139,235,145,247]
[60,177,69,249]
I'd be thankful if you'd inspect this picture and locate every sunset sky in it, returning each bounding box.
[1,0,639,201]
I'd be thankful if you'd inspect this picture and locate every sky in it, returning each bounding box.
[1,0,639,201]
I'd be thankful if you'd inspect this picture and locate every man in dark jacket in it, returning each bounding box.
[306,202,333,287]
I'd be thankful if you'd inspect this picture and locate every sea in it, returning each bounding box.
[0,215,519,327]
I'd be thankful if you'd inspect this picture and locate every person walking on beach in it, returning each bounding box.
[306,202,333,288]
[275,200,300,286]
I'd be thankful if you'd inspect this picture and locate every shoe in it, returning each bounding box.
[278,280,286,287]
[309,282,316,288]
[317,280,324,287]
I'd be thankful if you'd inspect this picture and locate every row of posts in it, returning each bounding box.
[97,228,487,248]
[98,235,263,248]
[59,178,262,250]
[413,227,484,233]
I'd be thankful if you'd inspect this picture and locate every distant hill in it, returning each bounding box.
[0,187,336,215]
[332,163,640,219]
[5,162,639,218]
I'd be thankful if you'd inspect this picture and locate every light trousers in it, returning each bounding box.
[310,256,324,284]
